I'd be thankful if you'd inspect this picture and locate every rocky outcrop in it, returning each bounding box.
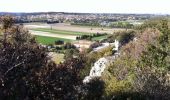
[83,40,119,83]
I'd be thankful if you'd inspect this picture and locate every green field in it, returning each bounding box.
[92,35,108,41]
[32,28,92,36]
[33,28,107,44]
[35,35,72,45]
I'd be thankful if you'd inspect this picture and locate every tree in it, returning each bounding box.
[140,19,170,70]
[0,17,48,99]
[0,16,87,100]
[37,57,86,100]
[117,31,135,45]
[55,40,64,45]
[104,24,161,99]
[80,78,104,100]
[0,16,14,32]
[63,42,76,49]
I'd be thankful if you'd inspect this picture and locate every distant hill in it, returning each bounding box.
[0,12,163,16]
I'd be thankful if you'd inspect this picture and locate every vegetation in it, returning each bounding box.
[76,33,107,41]
[102,19,170,99]
[109,21,134,29]
[102,30,135,45]
[0,16,91,100]
[133,19,170,99]
[35,35,72,45]
[79,46,114,79]
[92,35,108,41]
[32,28,92,36]
[55,40,64,45]
[1,16,170,100]
[71,21,101,27]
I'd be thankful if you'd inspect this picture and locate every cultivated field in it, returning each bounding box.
[25,23,126,34]
[31,28,93,36]
[35,35,72,45]
[25,23,126,44]
[30,30,77,40]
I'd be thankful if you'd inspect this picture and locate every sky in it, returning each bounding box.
[0,0,170,14]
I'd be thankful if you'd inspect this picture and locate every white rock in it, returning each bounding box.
[83,40,120,83]
[83,57,108,83]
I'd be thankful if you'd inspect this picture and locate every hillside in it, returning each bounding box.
[0,16,170,99]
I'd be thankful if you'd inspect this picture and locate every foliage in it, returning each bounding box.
[132,19,170,99]
[79,78,105,100]
[103,76,132,99]
[103,26,160,99]
[133,67,170,99]
[0,16,88,100]
[37,57,86,100]
[135,18,169,31]
[63,42,76,49]
[117,31,135,45]
[0,24,86,99]
[138,19,170,70]
[76,33,107,41]
[0,16,14,31]
[79,46,114,79]
[64,48,79,60]
[0,17,49,99]
[2,16,170,100]
[89,41,102,49]
[55,40,64,45]
[79,52,98,79]
[102,30,135,45]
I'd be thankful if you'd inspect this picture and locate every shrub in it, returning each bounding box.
[55,40,64,45]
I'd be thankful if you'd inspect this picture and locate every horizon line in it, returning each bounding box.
[0,11,169,15]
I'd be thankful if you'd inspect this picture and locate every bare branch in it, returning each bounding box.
[4,61,24,75]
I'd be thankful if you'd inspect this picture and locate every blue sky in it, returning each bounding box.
[0,0,170,14]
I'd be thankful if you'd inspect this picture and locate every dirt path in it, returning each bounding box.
[29,30,77,40]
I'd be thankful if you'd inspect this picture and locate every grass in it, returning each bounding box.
[34,28,107,44]
[31,28,92,36]
[92,35,108,41]
[35,35,72,45]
